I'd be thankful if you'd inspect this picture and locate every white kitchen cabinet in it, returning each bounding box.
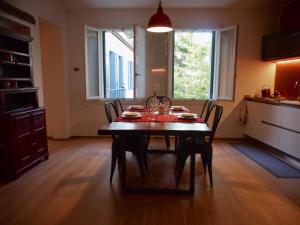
[279,106,300,133]
[260,122,280,148]
[245,100,300,160]
[279,129,300,159]
[260,103,282,125]
[245,101,263,140]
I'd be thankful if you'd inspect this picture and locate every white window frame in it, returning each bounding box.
[84,25,146,101]
[213,25,238,101]
[84,25,104,99]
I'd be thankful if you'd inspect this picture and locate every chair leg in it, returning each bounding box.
[207,147,213,187]
[164,135,170,150]
[110,143,119,183]
[175,136,178,152]
[200,153,207,174]
[136,151,145,180]
[176,154,188,185]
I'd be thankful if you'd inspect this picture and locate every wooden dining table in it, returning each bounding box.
[98,109,212,195]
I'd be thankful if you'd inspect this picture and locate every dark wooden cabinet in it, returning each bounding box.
[262,0,300,61]
[0,16,48,178]
[262,31,300,61]
[4,108,48,176]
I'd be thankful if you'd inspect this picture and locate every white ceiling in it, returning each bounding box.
[60,0,287,11]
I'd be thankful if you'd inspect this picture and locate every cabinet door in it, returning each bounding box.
[32,110,46,130]
[280,106,300,133]
[279,129,300,159]
[15,132,33,169]
[260,122,281,149]
[12,113,33,170]
[262,34,282,61]
[32,128,47,159]
[245,101,263,140]
[13,113,32,136]
[260,104,282,126]
[0,143,13,174]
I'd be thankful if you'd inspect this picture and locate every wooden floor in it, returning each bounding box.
[0,137,300,225]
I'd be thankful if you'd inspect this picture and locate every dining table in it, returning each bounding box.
[98,106,212,194]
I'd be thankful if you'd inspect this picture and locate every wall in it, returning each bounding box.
[275,59,300,98]
[1,0,71,138]
[67,7,279,138]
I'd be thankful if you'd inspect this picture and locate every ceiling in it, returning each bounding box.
[60,0,287,11]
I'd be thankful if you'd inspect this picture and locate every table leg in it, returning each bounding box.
[119,135,127,192]
[189,137,196,194]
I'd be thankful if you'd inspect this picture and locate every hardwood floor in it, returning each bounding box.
[0,137,300,225]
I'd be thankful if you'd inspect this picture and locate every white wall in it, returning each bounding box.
[1,0,71,138]
[67,7,279,138]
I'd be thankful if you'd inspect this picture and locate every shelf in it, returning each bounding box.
[0,60,30,66]
[0,87,38,93]
[0,49,30,57]
[0,77,31,81]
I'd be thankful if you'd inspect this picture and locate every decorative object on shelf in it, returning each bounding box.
[261,85,271,97]
[147,0,173,33]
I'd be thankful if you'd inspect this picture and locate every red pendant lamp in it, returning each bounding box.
[147,1,173,33]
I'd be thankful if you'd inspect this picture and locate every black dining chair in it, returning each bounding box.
[145,95,172,108]
[200,100,214,122]
[104,102,147,183]
[145,95,172,149]
[174,100,213,152]
[113,98,124,117]
[175,104,223,187]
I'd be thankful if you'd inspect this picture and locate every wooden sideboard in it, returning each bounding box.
[0,16,48,178]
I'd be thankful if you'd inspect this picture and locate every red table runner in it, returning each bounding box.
[115,114,204,123]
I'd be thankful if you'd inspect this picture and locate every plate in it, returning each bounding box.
[128,105,144,110]
[171,105,185,111]
[121,111,142,118]
[177,113,198,120]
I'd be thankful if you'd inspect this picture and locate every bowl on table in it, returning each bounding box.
[121,111,142,118]
[170,105,185,111]
[177,113,198,120]
[128,105,144,110]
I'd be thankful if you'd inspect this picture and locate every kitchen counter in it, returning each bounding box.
[244,96,300,108]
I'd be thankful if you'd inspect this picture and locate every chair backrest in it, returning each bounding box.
[104,102,117,123]
[113,99,124,117]
[203,100,213,123]
[200,100,209,118]
[145,95,172,107]
[205,104,223,143]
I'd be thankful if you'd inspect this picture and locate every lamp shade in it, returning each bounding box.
[147,1,173,33]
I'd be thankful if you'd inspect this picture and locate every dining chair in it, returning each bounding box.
[145,95,172,108]
[145,95,172,149]
[104,102,147,183]
[174,100,213,152]
[113,98,124,117]
[175,104,223,187]
[200,99,214,122]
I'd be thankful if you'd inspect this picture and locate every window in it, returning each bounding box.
[173,31,214,99]
[171,26,237,100]
[84,25,146,100]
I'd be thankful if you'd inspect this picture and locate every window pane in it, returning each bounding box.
[104,30,134,98]
[173,31,213,99]
[86,29,99,97]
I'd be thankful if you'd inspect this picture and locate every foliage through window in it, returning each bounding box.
[171,26,237,100]
[173,31,213,99]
